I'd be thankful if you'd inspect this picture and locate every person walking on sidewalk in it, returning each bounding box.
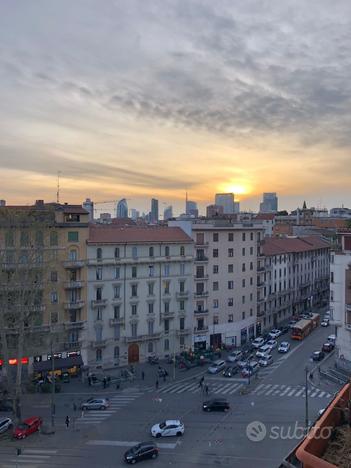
[205,384,209,396]
[65,416,70,429]
[141,371,145,381]
[155,379,159,390]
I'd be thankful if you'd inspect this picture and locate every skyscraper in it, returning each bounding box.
[163,205,173,221]
[150,198,159,223]
[82,198,94,222]
[215,193,234,214]
[259,193,278,213]
[186,200,198,217]
[130,208,139,220]
[116,198,128,218]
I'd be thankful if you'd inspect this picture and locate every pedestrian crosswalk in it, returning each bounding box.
[1,448,57,467]
[76,390,144,426]
[158,380,244,396]
[251,384,332,399]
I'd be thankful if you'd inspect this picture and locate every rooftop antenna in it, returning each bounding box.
[56,171,61,203]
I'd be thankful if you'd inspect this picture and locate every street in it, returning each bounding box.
[0,323,339,467]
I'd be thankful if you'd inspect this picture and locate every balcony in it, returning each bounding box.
[64,300,85,310]
[257,266,265,272]
[195,241,209,247]
[194,275,209,281]
[194,326,209,334]
[257,282,265,288]
[91,299,108,308]
[194,309,209,315]
[257,297,265,303]
[64,281,83,289]
[176,328,191,336]
[91,340,107,348]
[176,291,189,299]
[63,260,85,269]
[161,311,176,319]
[64,341,81,350]
[63,321,84,330]
[124,332,162,343]
[194,291,209,298]
[194,256,208,263]
[109,317,125,326]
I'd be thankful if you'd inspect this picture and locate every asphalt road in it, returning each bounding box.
[0,322,338,468]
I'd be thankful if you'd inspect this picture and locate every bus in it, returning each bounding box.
[291,319,313,340]
[310,313,320,329]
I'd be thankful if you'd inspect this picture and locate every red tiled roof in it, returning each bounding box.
[88,225,193,244]
[255,213,276,220]
[0,202,88,215]
[262,236,330,256]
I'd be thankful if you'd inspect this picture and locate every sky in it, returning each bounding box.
[0,0,350,216]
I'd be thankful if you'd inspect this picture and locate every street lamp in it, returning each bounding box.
[305,366,309,435]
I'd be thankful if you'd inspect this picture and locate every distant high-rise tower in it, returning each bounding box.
[116,198,128,218]
[163,205,173,221]
[130,208,139,220]
[82,198,94,222]
[215,193,235,214]
[186,200,198,217]
[259,193,278,213]
[150,198,159,223]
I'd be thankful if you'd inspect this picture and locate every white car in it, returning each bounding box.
[328,334,336,344]
[0,417,13,434]
[226,350,243,363]
[259,355,273,367]
[81,398,110,410]
[151,420,184,438]
[207,360,226,374]
[252,337,265,349]
[321,319,329,327]
[269,329,281,339]
[256,345,271,359]
[288,320,297,329]
[278,341,290,353]
[266,339,277,350]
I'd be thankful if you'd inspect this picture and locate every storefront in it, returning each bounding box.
[240,328,248,345]
[210,333,222,349]
[249,325,255,340]
[194,335,207,351]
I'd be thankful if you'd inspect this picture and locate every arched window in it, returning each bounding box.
[165,246,170,257]
[164,339,169,351]
[68,249,78,261]
[97,248,102,260]
[114,346,120,359]
[180,246,185,256]
[114,247,120,259]
[132,246,138,259]
[149,246,154,257]
[148,342,153,353]
[96,349,102,362]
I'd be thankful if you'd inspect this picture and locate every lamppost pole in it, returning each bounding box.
[305,366,309,435]
[51,339,55,429]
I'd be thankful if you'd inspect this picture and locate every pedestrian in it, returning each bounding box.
[103,377,107,389]
[73,402,77,412]
[88,376,91,386]
[155,379,159,390]
[65,416,70,428]
[141,371,145,381]
[205,385,209,396]
[163,373,166,383]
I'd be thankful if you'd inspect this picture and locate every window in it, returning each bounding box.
[114,285,120,298]
[242,247,246,256]
[148,303,154,314]
[180,246,185,256]
[5,231,14,247]
[213,249,218,258]
[242,295,245,304]
[50,231,58,246]
[148,265,154,277]
[180,299,185,311]
[131,304,137,315]
[179,281,185,292]
[96,267,102,280]
[148,342,154,353]
[250,262,253,271]
[96,308,102,321]
[250,293,253,301]
[68,231,79,242]
[131,284,138,297]
[164,280,170,294]
[242,263,246,272]
[228,248,234,257]
[250,232,254,241]
[213,281,219,291]
[96,349,102,362]
[242,311,245,320]
[213,316,219,325]
[330,272,334,283]
[164,301,170,313]
[164,319,169,334]
[114,306,120,319]
[96,248,102,260]
[114,247,120,259]
[148,320,154,335]
[164,264,170,276]
[132,246,137,259]
[20,231,29,247]
[228,314,233,323]
[96,287,102,301]
[250,308,253,317]
[228,281,234,289]
[228,297,233,306]
[213,233,219,242]
[213,299,219,308]
[149,246,154,257]
[148,282,155,295]
[164,339,170,351]
[114,267,120,279]
[242,278,246,287]
[228,232,233,241]
[213,265,219,274]
[165,246,170,257]
[242,232,246,241]
[179,317,185,330]
[180,263,185,275]
[69,249,77,261]
[51,291,58,303]
[51,271,58,282]
[51,311,58,324]
[132,266,137,278]
[114,346,119,359]
[250,246,254,255]
[250,277,253,285]
[131,323,137,337]
[228,264,233,273]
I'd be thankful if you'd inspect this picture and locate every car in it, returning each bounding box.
[324,311,331,319]
[269,329,281,339]
[256,345,271,359]
[124,442,159,464]
[242,362,259,377]
[321,319,329,327]
[237,359,249,369]
[223,366,239,377]
[13,416,42,439]
[312,351,325,361]
[226,350,243,363]
[0,417,13,434]
[328,334,336,344]
[318,408,325,416]
[251,337,265,349]
[278,342,290,353]
[258,354,273,367]
[202,398,230,412]
[81,398,110,411]
[288,320,297,329]
[151,420,184,438]
[0,400,13,412]
[207,360,226,374]
[322,342,334,353]
[266,339,278,350]
[279,326,290,335]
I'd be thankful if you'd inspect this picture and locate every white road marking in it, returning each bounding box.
[251,384,265,394]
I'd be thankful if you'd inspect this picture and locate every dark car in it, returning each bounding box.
[322,342,334,353]
[279,326,289,335]
[202,398,230,412]
[124,442,158,464]
[223,366,239,377]
[312,351,325,362]
[0,400,13,412]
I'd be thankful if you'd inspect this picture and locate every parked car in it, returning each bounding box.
[328,334,336,344]
[124,442,159,464]
[148,355,159,365]
[151,420,184,438]
[321,319,329,327]
[237,359,249,369]
[278,342,290,353]
[226,350,243,363]
[288,320,297,329]
[279,326,290,335]
[207,360,226,374]
[322,342,334,353]
[13,416,42,439]
[202,398,230,412]
[0,400,13,412]
[81,398,110,411]
[269,329,282,339]
[0,417,13,434]
[312,351,325,362]
[251,337,265,349]
[223,366,239,377]
[157,367,168,378]
[259,355,273,367]
[266,339,278,350]
[242,362,260,378]
[256,345,271,359]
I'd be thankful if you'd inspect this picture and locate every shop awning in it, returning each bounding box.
[33,355,83,373]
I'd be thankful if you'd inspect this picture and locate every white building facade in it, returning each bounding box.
[86,225,194,370]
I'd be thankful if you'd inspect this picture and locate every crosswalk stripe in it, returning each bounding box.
[295,388,305,397]
[214,383,232,394]
[251,384,265,394]
[228,384,243,394]
[265,384,279,395]
[310,390,319,397]
[272,385,285,396]
[287,388,296,397]
[222,383,238,394]
[280,386,292,396]
[176,382,198,393]
[318,391,326,398]
[256,383,272,395]
[162,383,184,393]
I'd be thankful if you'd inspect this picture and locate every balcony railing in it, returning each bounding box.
[63,281,83,289]
[64,341,81,350]
[176,291,189,299]
[91,299,108,308]
[257,266,265,272]
[63,321,84,330]
[109,317,125,326]
[194,291,209,298]
[195,241,209,247]
[124,332,162,343]
[64,300,85,310]
[176,328,191,336]
[194,256,209,263]
[63,260,85,269]
[194,275,209,280]
[194,309,209,315]
[91,340,107,348]
[161,311,175,319]
[194,326,209,334]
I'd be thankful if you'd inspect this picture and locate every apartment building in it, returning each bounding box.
[330,230,351,366]
[85,225,193,370]
[0,200,89,373]
[261,236,330,330]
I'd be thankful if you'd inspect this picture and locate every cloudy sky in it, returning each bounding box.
[0,0,350,215]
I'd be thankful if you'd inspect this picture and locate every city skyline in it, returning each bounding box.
[1,1,351,212]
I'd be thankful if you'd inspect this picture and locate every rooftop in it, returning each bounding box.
[262,236,330,256]
[88,225,193,244]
